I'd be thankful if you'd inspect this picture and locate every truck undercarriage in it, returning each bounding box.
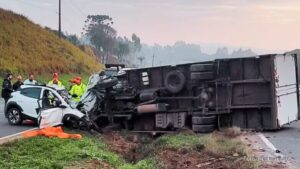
[81,53,300,133]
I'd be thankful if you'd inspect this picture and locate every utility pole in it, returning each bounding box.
[152,54,155,67]
[58,0,62,38]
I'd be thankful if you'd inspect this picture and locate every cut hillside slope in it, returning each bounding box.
[0,8,104,75]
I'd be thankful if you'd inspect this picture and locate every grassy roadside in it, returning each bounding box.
[0,131,258,169]
[0,134,156,169]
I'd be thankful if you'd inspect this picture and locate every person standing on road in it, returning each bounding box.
[48,72,63,87]
[1,73,13,114]
[13,75,24,91]
[24,73,38,85]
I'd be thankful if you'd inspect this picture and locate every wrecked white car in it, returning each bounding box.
[5,85,88,129]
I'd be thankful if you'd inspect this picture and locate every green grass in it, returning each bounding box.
[155,133,250,156]
[155,133,203,150]
[0,136,118,169]
[118,158,158,169]
[0,135,159,169]
[0,133,258,169]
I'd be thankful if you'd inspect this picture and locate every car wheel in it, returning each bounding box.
[190,72,214,80]
[192,116,216,125]
[190,64,214,72]
[164,70,186,94]
[63,116,80,129]
[7,107,23,125]
[192,124,215,133]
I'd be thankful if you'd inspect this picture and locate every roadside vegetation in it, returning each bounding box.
[0,130,259,169]
[0,8,103,76]
[0,134,156,169]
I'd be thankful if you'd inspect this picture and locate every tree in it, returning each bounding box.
[65,34,80,46]
[137,56,145,67]
[83,15,117,63]
[114,38,130,62]
[131,33,141,52]
[45,27,80,46]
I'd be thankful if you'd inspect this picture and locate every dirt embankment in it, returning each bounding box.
[103,132,142,162]
[101,131,257,169]
[67,129,292,169]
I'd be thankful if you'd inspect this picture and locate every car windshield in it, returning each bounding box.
[57,89,69,100]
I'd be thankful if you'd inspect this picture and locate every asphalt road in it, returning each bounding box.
[263,121,300,167]
[0,99,34,138]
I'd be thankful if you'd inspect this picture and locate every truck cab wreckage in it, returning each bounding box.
[76,52,300,133]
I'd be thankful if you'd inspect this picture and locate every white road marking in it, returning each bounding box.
[258,133,284,158]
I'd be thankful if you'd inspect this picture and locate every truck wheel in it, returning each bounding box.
[7,107,23,125]
[164,70,186,94]
[190,64,214,72]
[192,124,215,133]
[192,116,216,125]
[190,72,214,80]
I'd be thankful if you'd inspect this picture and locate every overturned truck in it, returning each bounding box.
[82,52,300,133]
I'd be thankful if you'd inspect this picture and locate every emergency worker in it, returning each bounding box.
[48,72,63,87]
[69,77,86,102]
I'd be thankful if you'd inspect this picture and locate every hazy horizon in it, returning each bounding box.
[0,0,299,53]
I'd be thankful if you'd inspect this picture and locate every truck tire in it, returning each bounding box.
[192,116,216,125]
[192,124,215,133]
[164,70,186,94]
[140,92,157,101]
[190,64,214,72]
[96,78,118,89]
[190,72,213,80]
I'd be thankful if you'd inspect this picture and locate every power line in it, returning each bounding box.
[9,0,83,35]
[67,0,87,17]
[58,0,61,38]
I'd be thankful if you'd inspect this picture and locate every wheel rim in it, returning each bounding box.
[169,74,181,88]
[8,109,20,124]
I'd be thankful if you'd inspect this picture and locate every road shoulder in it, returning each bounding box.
[240,132,294,169]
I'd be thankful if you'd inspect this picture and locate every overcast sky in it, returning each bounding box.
[0,0,300,52]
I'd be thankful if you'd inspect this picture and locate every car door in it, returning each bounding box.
[18,87,42,118]
[38,108,64,129]
[38,89,63,129]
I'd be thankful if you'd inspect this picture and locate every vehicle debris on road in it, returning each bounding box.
[22,126,82,139]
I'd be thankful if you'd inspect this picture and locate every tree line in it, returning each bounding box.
[47,15,142,67]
